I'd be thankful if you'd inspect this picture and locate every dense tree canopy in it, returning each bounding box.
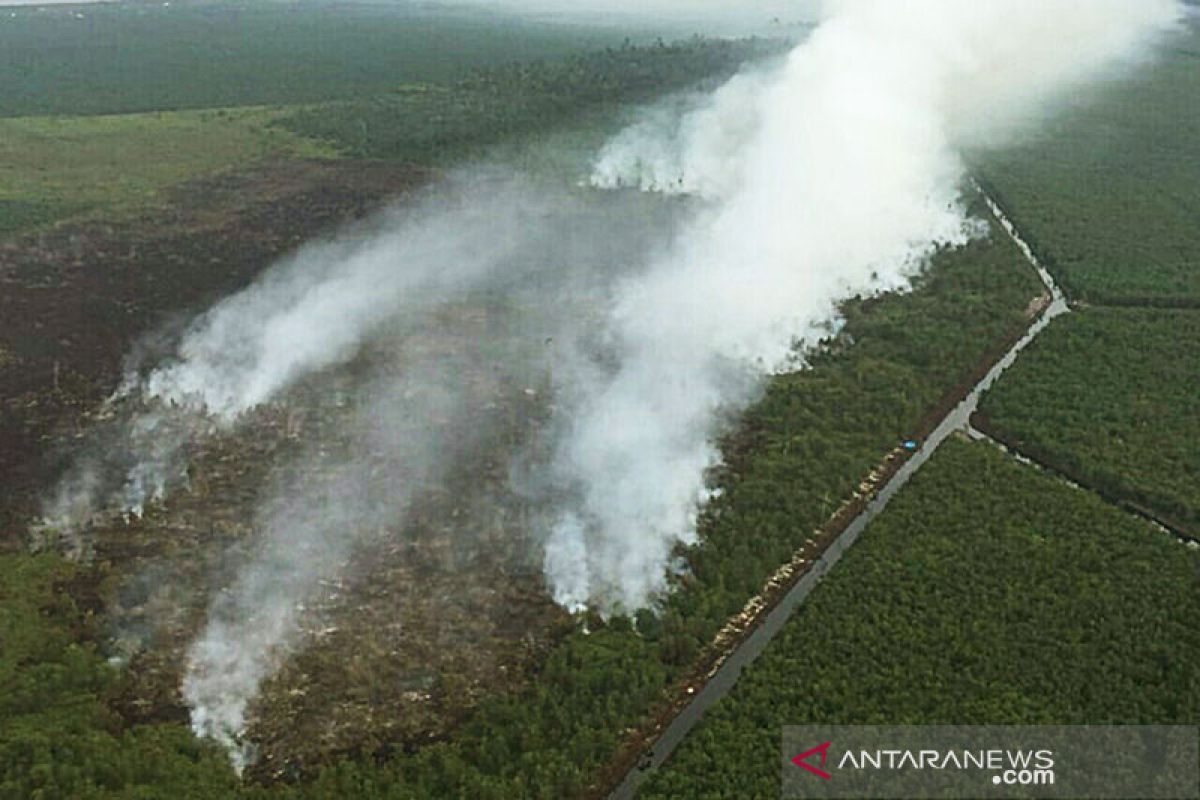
[279,38,790,164]
[979,307,1200,533]
[0,555,240,799]
[978,32,1200,306]
[644,440,1200,799]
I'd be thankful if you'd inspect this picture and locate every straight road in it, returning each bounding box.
[610,187,1067,799]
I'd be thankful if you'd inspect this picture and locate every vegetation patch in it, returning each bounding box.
[0,108,336,234]
[0,2,639,118]
[977,26,1200,305]
[0,553,240,799]
[0,199,85,236]
[978,307,1200,533]
[277,38,790,164]
[641,438,1200,799]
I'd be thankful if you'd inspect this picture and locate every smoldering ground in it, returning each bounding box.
[41,169,701,765]
[42,172,690,525]
[179,177,712,766]
[36,0,1185,771]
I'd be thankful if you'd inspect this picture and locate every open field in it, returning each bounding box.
[977,307,1200,533]
[0,108,336,233]
[0,1,639,118]
[0,37,784,236]
[977,23,1200,305]
[642,438,1200,799]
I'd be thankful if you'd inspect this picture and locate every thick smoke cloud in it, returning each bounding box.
[63,174,693,758]
[547,0,1181,609]
[42,175,680,529]
[41,0,1181,766]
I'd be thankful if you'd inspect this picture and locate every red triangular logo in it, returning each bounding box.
[792,741,833,780]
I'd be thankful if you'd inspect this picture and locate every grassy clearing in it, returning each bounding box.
[978,307,1200,532]
[643,438,1200,799]
[0,107,336,232]
[0,1,639,118]
[977,25,1200,305]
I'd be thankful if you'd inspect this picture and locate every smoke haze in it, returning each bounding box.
[548,0,1182,609]
[120,174,691,756]
[41,0,1182,765]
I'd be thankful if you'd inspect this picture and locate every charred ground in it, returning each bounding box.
[0,159,432,537]
[0,155,589,780]
[0,29,793,789]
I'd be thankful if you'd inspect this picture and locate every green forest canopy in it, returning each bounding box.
[644,438,1200,799]
[979,307,1200,532]
[978,25,1200,305]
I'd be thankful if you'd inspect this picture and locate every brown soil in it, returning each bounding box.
[0,157,568,778]
[0,158,431,539]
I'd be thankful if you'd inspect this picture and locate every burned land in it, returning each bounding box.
[0,158,578,778]
[6,8,1194,799]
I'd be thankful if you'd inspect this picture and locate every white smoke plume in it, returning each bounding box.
[121,175,687,764]
[42,174,675,529]
[140,177,567,421]
[39,0,1181,766]
[541,0,1182,610]
[183,352,485,768]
